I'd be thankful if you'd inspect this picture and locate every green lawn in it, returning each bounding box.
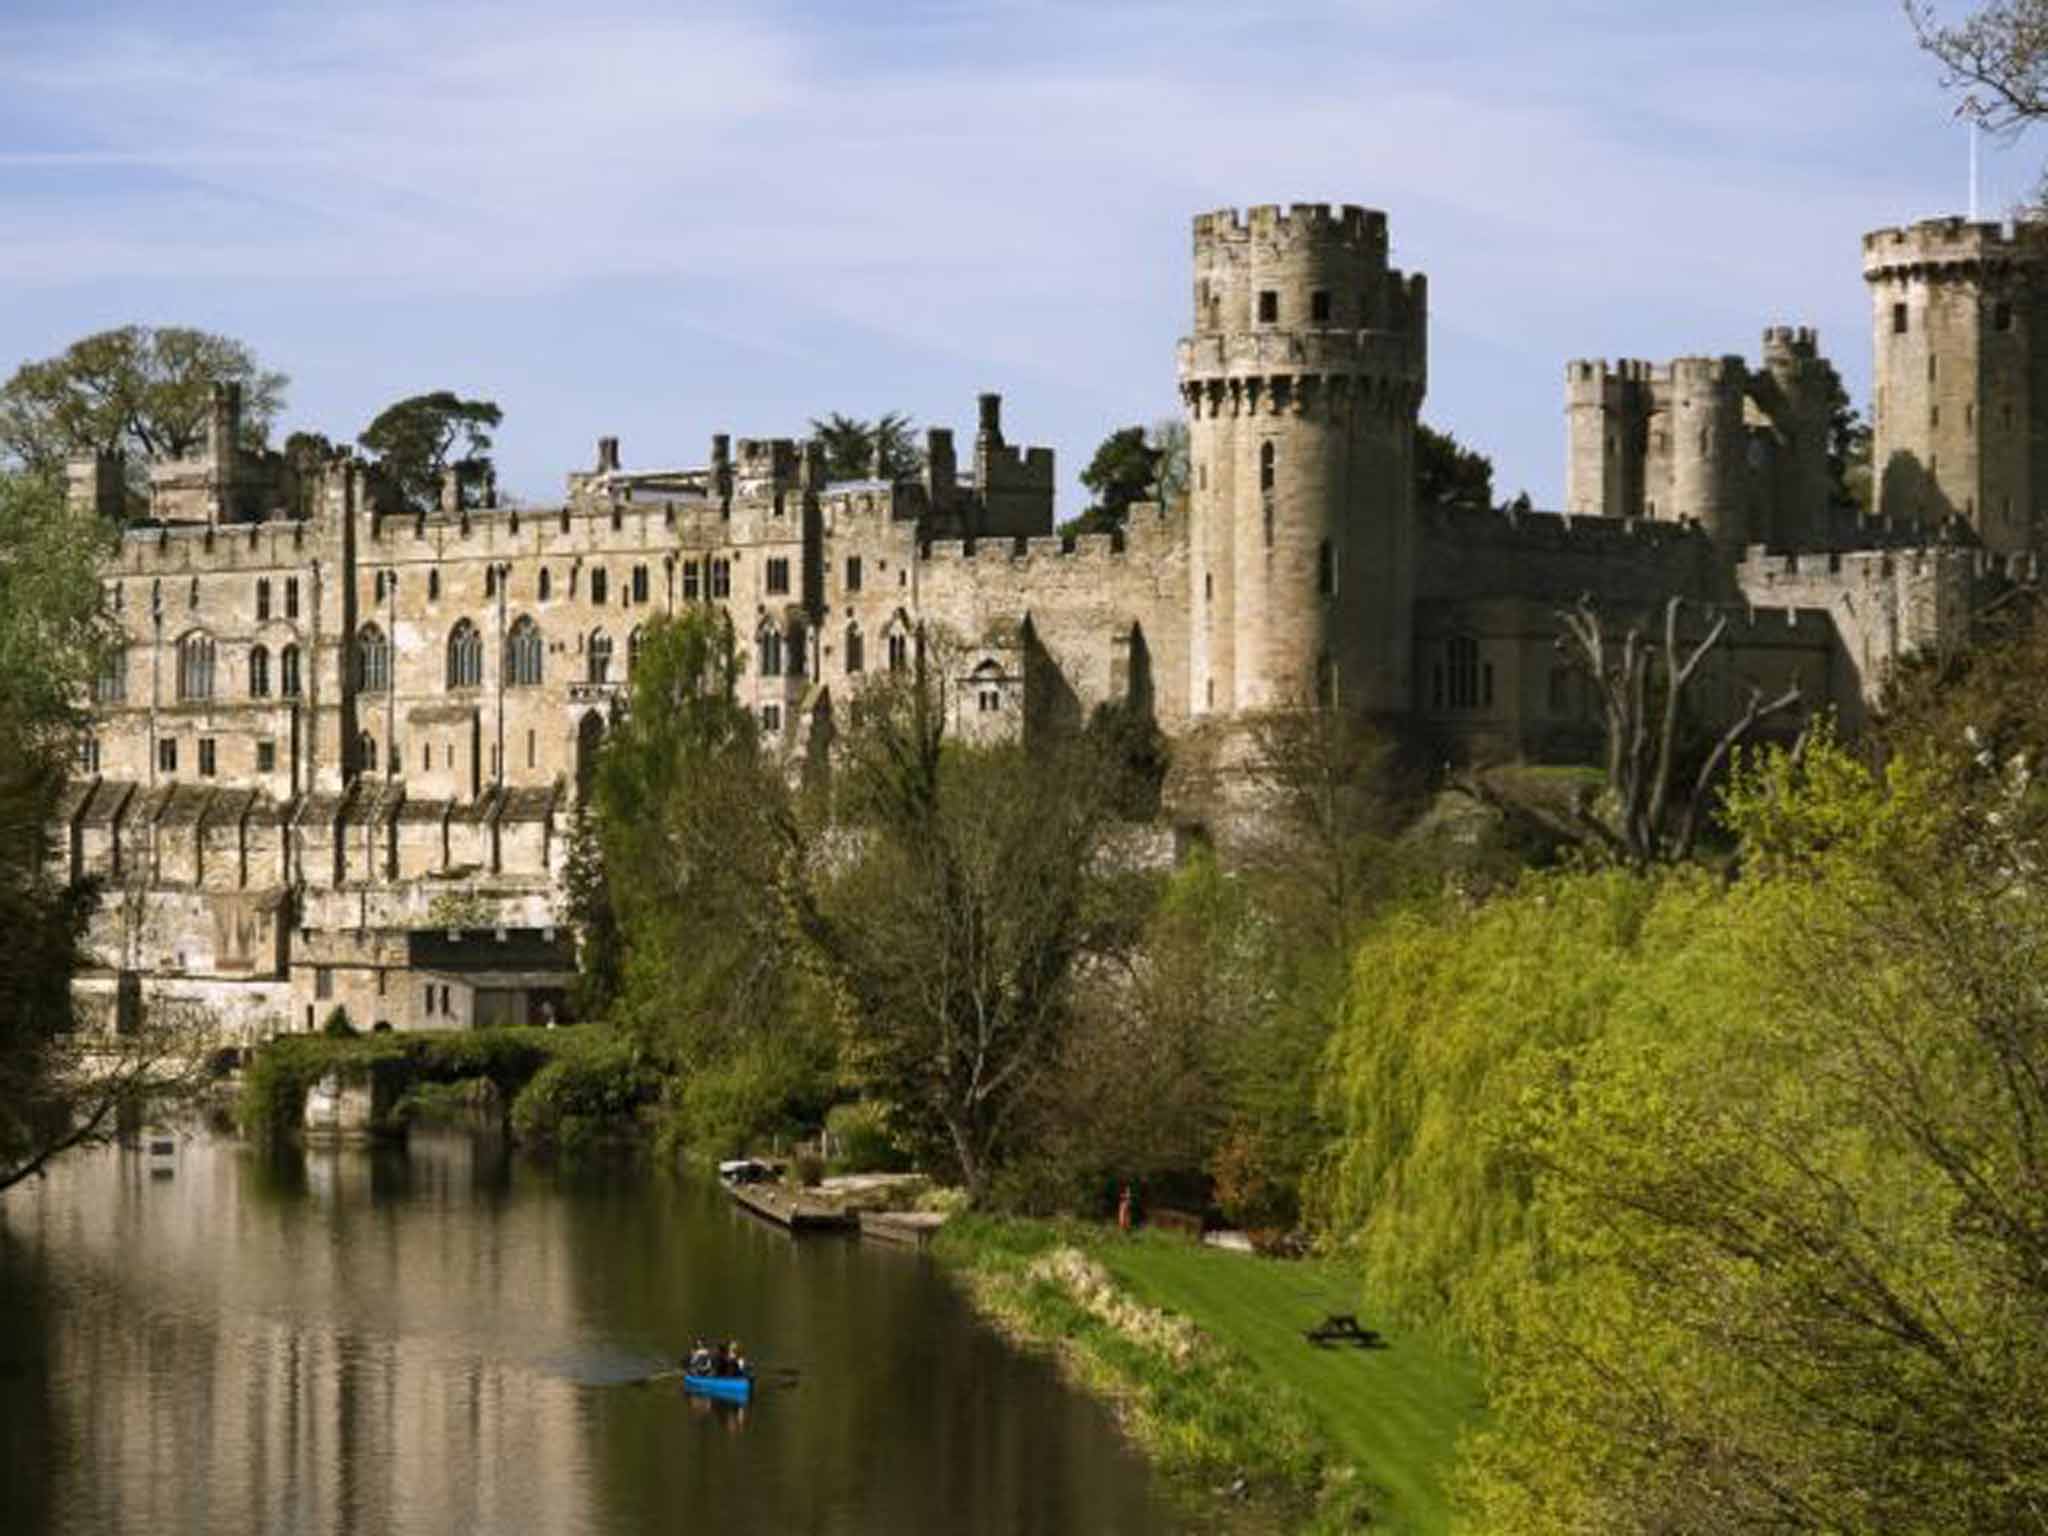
[1094,1235,1484,1536]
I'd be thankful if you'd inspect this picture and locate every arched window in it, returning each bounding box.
[505,616,543,687]
[757,623,783,678]
[356,623,391,692]
[539,568,552,602]
[447,620,483,689]
[1447,635,1481,711]
[626,625,645,678]
[887,630,908,673]
[176,632,216,701]
[787,621,806,679]
[281,644,302,698]
[250,644,271,698]
[357,732,376,776]
[587,629,613,684]
[845,623,865,674]
[96,648,127,704]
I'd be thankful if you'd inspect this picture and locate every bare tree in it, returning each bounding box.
[1908,1,2048,131]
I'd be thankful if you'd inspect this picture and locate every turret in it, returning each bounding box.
[1178,203,1427,715]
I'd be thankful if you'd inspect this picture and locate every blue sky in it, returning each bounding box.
[0,0,2035,510]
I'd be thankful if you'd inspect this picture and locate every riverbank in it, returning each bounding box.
[933,1217,1482,1535]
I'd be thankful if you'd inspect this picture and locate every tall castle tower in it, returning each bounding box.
[1177,204,1427,717]
[1865,217,2048,551]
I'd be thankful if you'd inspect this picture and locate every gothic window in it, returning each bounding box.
[711,559,731,600]
[627,625,645,677]
[285,578,299,620]
[591,569,609,605]
[446,620,483,689]
[257,578,271,622]
[887,630,908,673]
[505,616,543,687]
[78,736,100,775]
[761,703,782,732]
[758,623,783,677]
[250,644,271,698]
[682,561,701,601]
[588,629,613,684]
[176,632,216,701]
[539,568,552,602]
[281,644,302,698]
[767,557,790,596]
[845,556,863,592]
[1318,539,1336,597]
[96,648,127,704]
[1446,635,1481,711]
[632,564,649,603]
[356,623,391,692]
[356,733,375,776]
[845,623,864,674]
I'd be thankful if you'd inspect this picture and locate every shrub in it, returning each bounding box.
[321,1006,357,1038]
[825,1100,912,1173]
[507,1037,662,1153]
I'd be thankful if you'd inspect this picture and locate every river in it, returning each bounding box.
[0,1132,1193,1535]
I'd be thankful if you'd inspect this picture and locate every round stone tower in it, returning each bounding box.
[1177,204,1427,717]
[1864,217,2048,551]
[1666,355,1750,550]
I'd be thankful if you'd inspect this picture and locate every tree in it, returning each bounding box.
[1149,418,1190,510]
[0,472,201,1195]
[1065,425,1161,538]
[1828,385,1874,514]
[786,644,1139,1202]
[1909,1,2048,131]
[282,431,335,521]
[808,411,924,481]
[357,391,502,513]
[1415,422,1494,511]
[0,326,287,485]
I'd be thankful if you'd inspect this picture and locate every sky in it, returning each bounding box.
[0,0,2038,512]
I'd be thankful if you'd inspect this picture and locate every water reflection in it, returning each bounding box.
[0,1134,1188,1536]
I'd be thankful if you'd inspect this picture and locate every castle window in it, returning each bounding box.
[632,564,649,604]
[761,703,782,732]
[979,689,1001,714]
[887,631,908,673]
[846,556,863,593]
[285,578,299,620]
[374,570,386,602]
[1260,441,1276,494]
[588,629,614,684]
[484,566,497,599]
[1257,290,1279,324]
[446,620,483,689]
[505,616,543,687]
[1318,539,1337,597]
[176,632,216,701]
[611,507,623,533]
[1928,356,1938,382]
[845,623,865,674]
[355,733,375,776]
[1893,302,1908,334]
[198,738,217,778]
[1205,571,1213,601]
[767,557,791,596]
[1198,464,1207,491]
[788,621,807,679]
[1997,300,2015,333]
[78,736,98,775]
[250,644,271,698]
[96,648,127,704]
[1311,289,1331,324]
[158,738,177,775]
[1446,635,1481,711]
[423,742,432,772]
[682,560,701,601]
[257,578,271,622]
[539,568,552,602]
[257,740,276,774]
[429,569,441,602]
[711,559,731,600]
[1931,405,1940,429]
[113,582,123,613]
[186,576,198,610]
[527,729,536,770]
[281,645,301,698]
[356,624,390,692]
[591,569,609,605]
[758,623,783,677]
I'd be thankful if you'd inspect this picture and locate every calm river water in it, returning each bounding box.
[0,1132,1192,1535]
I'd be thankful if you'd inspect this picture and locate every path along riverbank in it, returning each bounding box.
[932,1217,1484,1536]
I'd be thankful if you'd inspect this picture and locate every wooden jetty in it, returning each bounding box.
[725,1178,857,1233]
[857,1210,947,1250]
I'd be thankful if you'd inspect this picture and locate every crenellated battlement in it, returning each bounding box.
[1762,324,1821,362]
[1862,216,2048,279]
[1428,502,1713,556]
[1193,203,1388,258]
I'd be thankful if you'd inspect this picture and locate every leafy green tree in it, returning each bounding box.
[0,326,287,484]
[1414,422,1493,511]
[1065,425,1161,537]
[808,411,924,481]
[357,391,502,512]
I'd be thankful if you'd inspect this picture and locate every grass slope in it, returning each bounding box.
[1097,1236,1482,1536]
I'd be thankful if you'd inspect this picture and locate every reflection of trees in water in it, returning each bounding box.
[0,1230,65,1535]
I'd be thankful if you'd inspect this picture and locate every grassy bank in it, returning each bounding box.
[237,1025,654,1145]
[934,1217,1482,1535]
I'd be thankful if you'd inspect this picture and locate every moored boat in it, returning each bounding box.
[683,1372,753,1403]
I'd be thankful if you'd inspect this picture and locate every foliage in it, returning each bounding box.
[0,325,287,486]
[507,1035,663,1153]
[561,808,624,1019]
[320,1006,358,1039]
[808,410,924,480]
[1415,422,1494,511]
[825,1099,913,1173]
[1065,424,1162,537]
[1875,592,2048,766]
[1082,696,1170,819]
[424,887,493,931]
[1148,418,1190,509]
[357,390,502,512]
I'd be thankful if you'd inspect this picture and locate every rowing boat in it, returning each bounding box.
[683,1372,753,1403]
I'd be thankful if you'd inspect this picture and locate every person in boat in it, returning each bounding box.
[727,1341,748,1378]
[686,1338,713,1376]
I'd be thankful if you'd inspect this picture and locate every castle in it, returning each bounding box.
[54,204,2043,1040]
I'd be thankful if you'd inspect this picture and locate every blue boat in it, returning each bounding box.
[683,1372,753,1403]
